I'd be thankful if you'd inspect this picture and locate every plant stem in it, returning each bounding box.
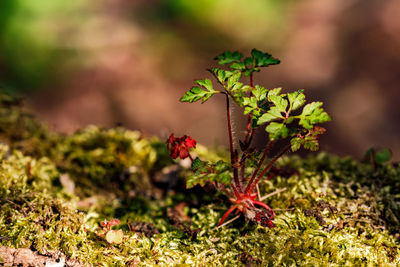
[239,73,256,188]
[224,93,234,159]
[252,200,274,215]
[224,93,242,192]
[245,141,275,193]
[231,183,241,199]
[217,207,239,227]
[246,144,291,194]
[243,73,255,145]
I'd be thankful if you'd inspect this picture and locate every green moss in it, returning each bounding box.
[0,92,399,265]
[0,93,61,158]
[57,126,159,196]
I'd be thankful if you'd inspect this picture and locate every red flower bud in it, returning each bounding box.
[166,134,196,159]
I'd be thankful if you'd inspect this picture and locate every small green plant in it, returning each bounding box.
[97,219,124,248]
[363,147,392,170]
[167,49,331,227]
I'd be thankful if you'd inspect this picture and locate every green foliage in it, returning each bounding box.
[290,127,326,152]
[184,50,330,146]
[214,48,280,76]
[364,147,393,165]
[298,102,331,130]
[214,51,243,65]
[178,49,330,190]
[180,79,218,103]
[187,157,232,188]
[257,90,331,141]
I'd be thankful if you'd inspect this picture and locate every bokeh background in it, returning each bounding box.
[0,0,399,160]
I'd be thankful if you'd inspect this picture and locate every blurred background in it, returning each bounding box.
[0,0,399,160]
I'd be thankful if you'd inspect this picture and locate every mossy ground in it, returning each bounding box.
[0,93,399,266]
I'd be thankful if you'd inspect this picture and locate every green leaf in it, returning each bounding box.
[298,102,331,129]
[230,62,246,70]
[375,148,392,164]
[269,95,288,112]
[244,106,253,115]
[194,79,213,91]
[243,97,258,115]
[303,136,319,151]
[257,89,289,125]
[244,68,260,77]
[180,79,217,103]
[290,137,303,152]
[215,51,243,65]
[265,122,289,140]
[187,159,232,188]
[242,96,256,107]
[268,88,282,97]
[302,102,322,116]
[257,106,284,125]
[216,171,232,185]
[286,116,294,124]
[215,160,231,173]
[180,87,213,103]
[231,82,243,92]
[287,89,305,111]
[192,157,206,170]
[244,57,253,67]
[251,49,280,67]
[253,85,268,102]
[210,68,234,84]
[227,71,241,90]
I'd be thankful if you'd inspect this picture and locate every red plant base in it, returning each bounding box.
[218,192,275,228]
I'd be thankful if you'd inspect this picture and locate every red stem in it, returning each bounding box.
[225,93,234,163]
[246,144,291,194]
[239,157,246,183]
[248,129,255,145]
[224,93,242,192]
[245,141,275,192]
[243,73,254,144]
[252,200,275,213]
[231,183,241,199]
[238,73,256,189]
[218,205,238,226]
[244,116,252,144]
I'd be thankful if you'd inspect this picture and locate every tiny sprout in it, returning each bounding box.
[97,219,124,247]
